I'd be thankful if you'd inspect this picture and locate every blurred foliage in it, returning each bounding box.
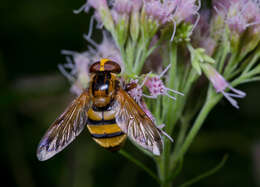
[0,0,260,187]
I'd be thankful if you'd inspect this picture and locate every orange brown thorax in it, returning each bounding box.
[90,72,117,108]
[89,59,121,108]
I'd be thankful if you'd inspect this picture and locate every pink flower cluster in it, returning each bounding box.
[213,0,260,33]
[128,65,183,104]
[75,0,200,27]
[127,79,144,104]
[145,65,184,100]
[144,0,200,24]
[112,0,142,14]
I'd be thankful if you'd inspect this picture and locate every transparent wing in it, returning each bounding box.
[37,91,91,161]
[114,89,163,155]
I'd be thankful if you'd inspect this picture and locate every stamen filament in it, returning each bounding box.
[166,88,184,96]
[189,12,200,37]
[159,64,171,78]
[58,64,75,82]
[222,91,239,109]
[83,16,99,48]
[73,3,88,14]
[170,20,177,42]
[166,92,176,100]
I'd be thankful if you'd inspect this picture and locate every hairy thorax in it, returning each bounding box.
[90,72,117,108]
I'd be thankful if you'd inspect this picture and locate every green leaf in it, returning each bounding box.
[242,76,260,84]
[203,54,215,64]
[191,56,202,75]
[188,45,216,75]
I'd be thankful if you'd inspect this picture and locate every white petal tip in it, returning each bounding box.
[157,124,165,129]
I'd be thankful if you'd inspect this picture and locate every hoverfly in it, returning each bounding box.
[37,59,168,161]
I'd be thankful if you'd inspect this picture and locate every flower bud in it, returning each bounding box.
[201,63,246,109]
[144,65,184,100]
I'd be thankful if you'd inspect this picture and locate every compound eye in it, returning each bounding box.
[104,61,121,73]
[89,61,100,73]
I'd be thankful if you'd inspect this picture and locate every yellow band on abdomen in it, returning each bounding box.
[87,124,121,134]
[93,134,127,148]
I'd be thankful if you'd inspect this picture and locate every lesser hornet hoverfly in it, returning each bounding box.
[37,59,167,161]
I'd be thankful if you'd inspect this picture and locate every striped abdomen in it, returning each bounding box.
[86,108,126,151]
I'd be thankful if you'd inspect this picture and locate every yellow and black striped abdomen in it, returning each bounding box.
[86,108,126,151]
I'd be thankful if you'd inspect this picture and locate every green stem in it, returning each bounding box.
[158,43,179,187]
[214,46,224,67]
[242,49,260,74]
[167,157,183,183]
[133,40,145,73]
[155,96,161,122]
[224,52,247,78]
[160,181,172,187]
[130,41,137,70]
[117,41,132,74]
[170,88,219,171]
[218,39,229,73]
[172,117,190,158]
[133,21,159,74]
[165,44,178,131]
[118,150,160,184]
[134,37,156,75]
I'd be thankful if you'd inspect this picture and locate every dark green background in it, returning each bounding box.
[1,0,260,186]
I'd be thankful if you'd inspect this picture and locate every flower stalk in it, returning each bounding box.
[170,87,220,172]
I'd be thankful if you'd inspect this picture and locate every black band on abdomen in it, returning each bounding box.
[91,131,124,138]
[92,104,112,112]
[87,118,116,125]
